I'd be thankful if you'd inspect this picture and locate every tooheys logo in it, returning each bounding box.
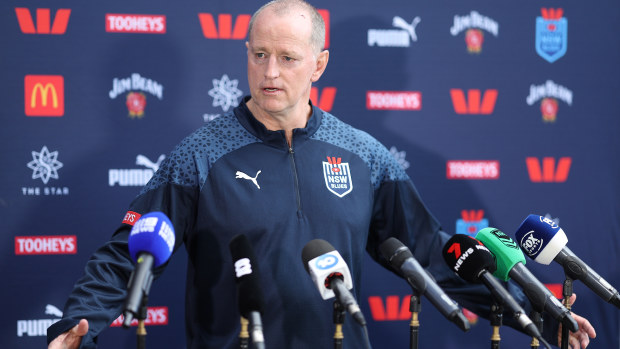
[15,235,77,255]
[25,75,64,116]
[446,161,499,180]
[526,80,573,122]
[122,211,142,226]
[366,91,422,111]
[526,157,572,183]
[450,89,497,114]
[110,306,169,327]
[489,229,519,249]
[536,8,567,63]
[199,10,330,47]
[322,156,353,198]
[17,304,62,337]
[449,11,499,53]
[15,8,71,34]
[456,210,489,237]
[310,87,336,112]
[106,14,166,34]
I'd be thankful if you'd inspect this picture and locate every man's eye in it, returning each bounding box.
[256,53,265,58]
[284,56,294,62]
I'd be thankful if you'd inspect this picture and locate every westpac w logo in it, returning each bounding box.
[450,89,498,114]
[526,157,572,183]
[310,87,337,112]
[15,8,71,34]
[322,156,352,198]
[198,13,251,39]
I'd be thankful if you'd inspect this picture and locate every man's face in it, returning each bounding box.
[246,7,327,118]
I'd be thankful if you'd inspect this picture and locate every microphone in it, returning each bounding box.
[442,234,542,339]
[301,239,366,326]
[123,211,175,328]
[515,214,620,308]
[475,227,579,332]
[379,237,470,332]
[229,234,266,349]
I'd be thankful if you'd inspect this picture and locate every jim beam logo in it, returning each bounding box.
[526,80,573,122]
[490,229,519,249]
[449,11,499,54]
[108,73,164,118]
[322,156,353,198]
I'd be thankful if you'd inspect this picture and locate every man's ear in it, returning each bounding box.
[311,50,329,82]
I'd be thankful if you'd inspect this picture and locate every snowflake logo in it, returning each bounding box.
[207,74,243,112]
[389,146,410,170]
[27,146,63,184]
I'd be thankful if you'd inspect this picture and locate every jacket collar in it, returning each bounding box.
[234,96,323,149]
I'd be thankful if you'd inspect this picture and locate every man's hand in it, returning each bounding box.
[48,318,88,349]
[558,294,597,349]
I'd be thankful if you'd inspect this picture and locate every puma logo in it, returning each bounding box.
[392,16,421,42]
[136,154,166,172]
[236,170,261,189]
[45,304,63,318]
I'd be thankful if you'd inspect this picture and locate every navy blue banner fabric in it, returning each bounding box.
[2,0,619,348]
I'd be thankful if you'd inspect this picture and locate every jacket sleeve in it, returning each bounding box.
[47,147,200,347]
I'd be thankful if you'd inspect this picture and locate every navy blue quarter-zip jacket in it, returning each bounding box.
[48,97,548,348]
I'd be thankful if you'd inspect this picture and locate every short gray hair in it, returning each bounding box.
[247,0,326,54]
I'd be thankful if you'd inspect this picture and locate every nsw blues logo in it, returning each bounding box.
[322,156,353,198]
[456,210,489,237]
[535,8,567,63]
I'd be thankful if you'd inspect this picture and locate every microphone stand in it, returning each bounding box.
[409,292,421,349]
[529,311,543,349]
[136,295,148,349]
[490,302,503,349]
[239,317,250,349]
[561,277,574,349]
[333,300,345,349]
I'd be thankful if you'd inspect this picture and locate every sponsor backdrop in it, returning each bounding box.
[2,0,619,348]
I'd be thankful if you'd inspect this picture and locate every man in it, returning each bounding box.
[48,1,596,348]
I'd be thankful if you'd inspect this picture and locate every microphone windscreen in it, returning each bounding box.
[301,239,335,273]
[515,214,568,265]
[128,211,175,267]
[379,237,413,270]
[475,227,526,281]
[442,234,496,283]
[229,234,264,316]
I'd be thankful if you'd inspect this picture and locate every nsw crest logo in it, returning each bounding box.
[535,8,567,63]
[322,156,352,198]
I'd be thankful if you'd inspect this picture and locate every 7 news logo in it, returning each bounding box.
[15,8,70,34]
[450,89,497,114]
[526,157,572,183]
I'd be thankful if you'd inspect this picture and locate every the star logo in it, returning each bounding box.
[207,74,243,112]
[389,146,410,170]
[27,146,63,184]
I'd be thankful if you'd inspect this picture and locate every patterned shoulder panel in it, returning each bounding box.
[311,112,409,189]
[140,114,260,194]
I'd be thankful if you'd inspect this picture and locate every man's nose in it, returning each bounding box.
[264,56,279,79]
